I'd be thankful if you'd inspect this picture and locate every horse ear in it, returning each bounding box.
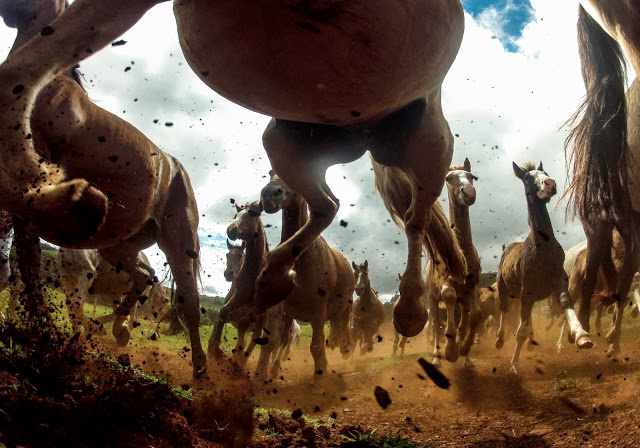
[538,161,544,171]
[363,260,368,270]
[352,261,357,270]
[512,162,525,179]
[268,169,276,179]
[227,239,233,250]
[235,203,243,212]
[463,158,471,172]
[397,273,402,281]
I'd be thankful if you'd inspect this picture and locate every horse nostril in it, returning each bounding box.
[275,188,283,196]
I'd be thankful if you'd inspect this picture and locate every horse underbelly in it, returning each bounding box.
[174,0,464,125]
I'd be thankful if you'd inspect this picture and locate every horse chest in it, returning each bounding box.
[174,0,463,125]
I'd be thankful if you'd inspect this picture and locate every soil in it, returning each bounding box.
[2,307,640,447]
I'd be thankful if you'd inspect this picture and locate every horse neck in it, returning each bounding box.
[281,195,308,241]
[447,190,477,267]
[526,194,555,245]
[239,222,268,279]
[358,276,375,303]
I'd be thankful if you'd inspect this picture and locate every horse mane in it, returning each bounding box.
[518,161,538,173]
[562,5,630,227]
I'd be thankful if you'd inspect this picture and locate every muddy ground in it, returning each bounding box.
[3,304,640,447]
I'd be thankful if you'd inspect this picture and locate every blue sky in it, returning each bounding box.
[463,0,536,52]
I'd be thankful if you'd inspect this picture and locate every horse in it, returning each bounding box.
[563,3,640,358]
[224,239,245,283]
[553,236,640,352]
[0,0,464,342]
[389,292,431,357]
[57,248,168,334]
[428,159,481,367]
[475,282,520,345]
[261,172,354,381]
[350,260,386,356]
[0,0,206,375]
[496,162,593,375]
[208,202,273,364]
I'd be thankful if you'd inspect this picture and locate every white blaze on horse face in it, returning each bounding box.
[533,171,557,200]
[447,170,476,206]
[354,268,367,295]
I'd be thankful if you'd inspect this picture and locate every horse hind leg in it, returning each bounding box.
[441,282,459,363]
[258,119,365,311]
[459,295,482,360]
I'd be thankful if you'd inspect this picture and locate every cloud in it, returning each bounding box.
[0,2,599,301]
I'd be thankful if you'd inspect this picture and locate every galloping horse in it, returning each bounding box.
[0,0,464,341]
[496,162,593,375]
[57,248,168,335]
[261,173,354,381]
[423,160,479,367]
[351,260,386,356]
[564,2,640,357]
[0,1,205,375]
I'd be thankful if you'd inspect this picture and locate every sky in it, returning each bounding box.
[1,1,634,301]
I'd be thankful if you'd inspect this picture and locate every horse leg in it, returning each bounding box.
[158,175,206,376]
[399,336,407,357]
[392,329,400,357]
[254,314,278,382]
[460,289,482,358]
[234,317,252,360]
[594,303,604,335]
[369,95,453,338]
[580,222,613,332]
[0,0,162,236]
[441,281,458,363]
[557,317,567,353]
[100,248,148,347]
[554,273,593,350]
[428,293,442,365]
[606,222,640,356]
[309,317,328,384]
[208,318,226,359]
[509,297,534,375]
[495,280,508,349]
[12,217,49,325]
[257,120,365,310]
[271,314,294,377]
[631,286,640,318]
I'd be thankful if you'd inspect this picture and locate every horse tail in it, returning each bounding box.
[563,5,630,227]
[425,200,468,282]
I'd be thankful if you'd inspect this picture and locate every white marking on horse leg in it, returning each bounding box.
[557,318,567,353]
[564,307,593,349]
[442,284,458,363]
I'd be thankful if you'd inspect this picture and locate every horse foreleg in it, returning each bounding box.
[557,317,567,353]
[459,289,482,359]
[0,0,162,239]
[509,298,534,375]
[554,274,593,350]
[441,282,458,363]
[392,329,400,357]
[495,281,508,349]
[309,318,328,384]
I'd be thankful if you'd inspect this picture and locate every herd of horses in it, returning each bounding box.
[0,0,639,383]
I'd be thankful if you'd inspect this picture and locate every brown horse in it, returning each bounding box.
[57,248,168,334]
[564,3,640,358]
[426,159,481,367]
[0,1,205,375]
[496,162,593,375]
[208,202,270,363]
[261,173,354,381]
[351,260,386,356]
[0,0,464,342]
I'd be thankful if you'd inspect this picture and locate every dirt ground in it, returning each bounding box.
[3,304,640,447]
[243,308,640,447]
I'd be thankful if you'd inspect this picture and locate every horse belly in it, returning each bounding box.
[174,0,464,125]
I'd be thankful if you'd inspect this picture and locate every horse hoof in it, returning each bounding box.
[508,365,518,376]
[495,338,504,350]
[463,357,475,369]
[432,357,441,367]
[575,331,594,350]
[606,344,620,358]
[192,350,207,377]
[254,263,295,310]
[114,326,131,347]
[392,299,428,338]
[445,340,459,363]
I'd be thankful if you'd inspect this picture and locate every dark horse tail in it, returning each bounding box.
[563,5,631,227]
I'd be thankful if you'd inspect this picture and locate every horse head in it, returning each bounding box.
[513,161,556,202]
[446,157,477,207]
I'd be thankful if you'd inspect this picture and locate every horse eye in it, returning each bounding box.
[445,176,452,182]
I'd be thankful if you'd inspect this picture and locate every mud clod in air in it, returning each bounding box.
[418,357,450,389]
[373,386,391,409]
